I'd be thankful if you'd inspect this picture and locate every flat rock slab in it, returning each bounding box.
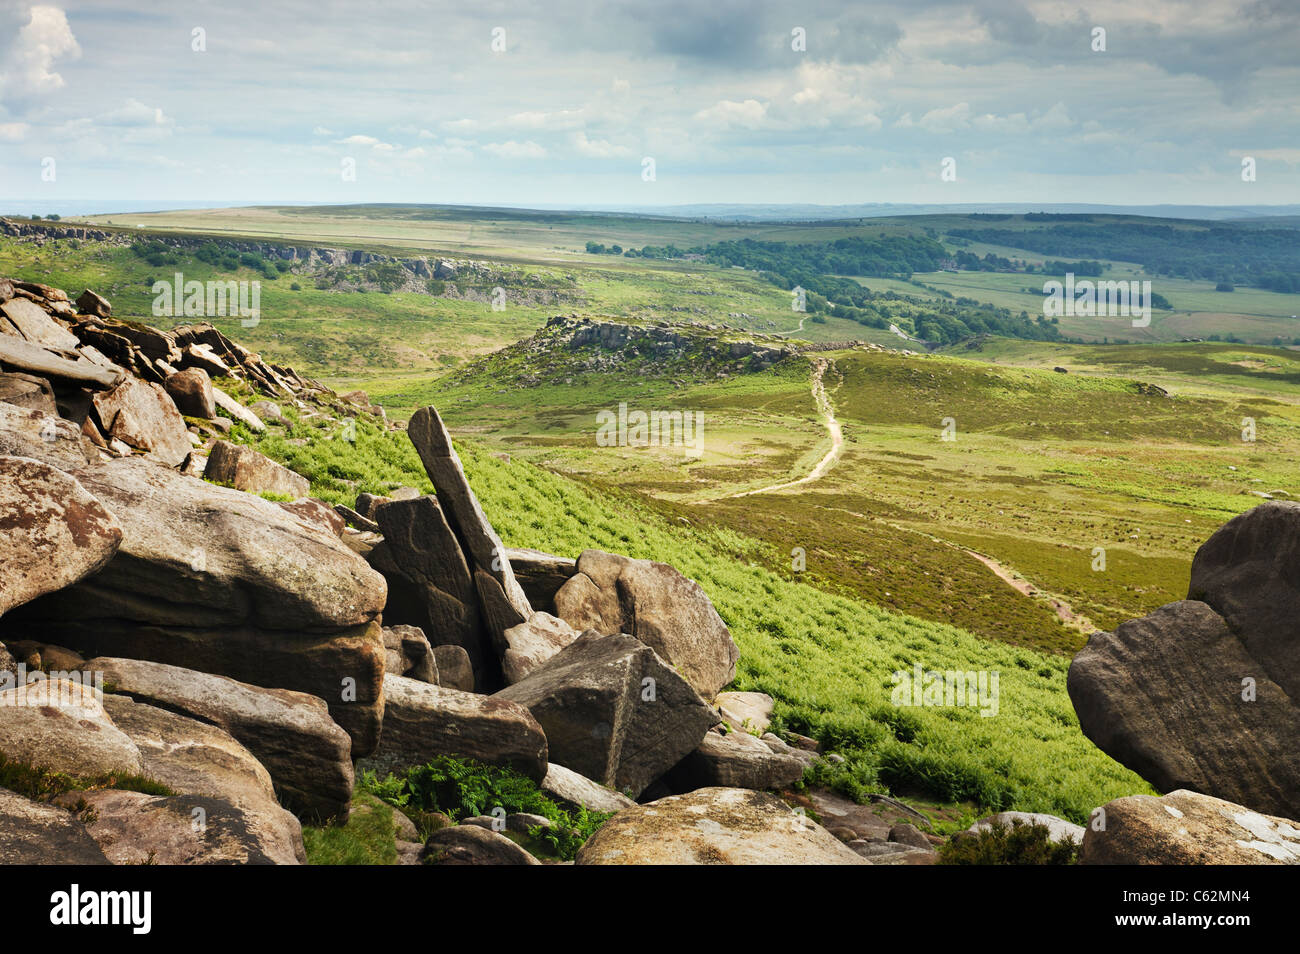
[1,297,80,350]
[359,673,548,781]
[1081,789,1300,865]
[0,455,122,616]
[576,787,868,865]
[86,657,353,823]
[0,789,109,864]
[541,762,635,814]
[554,549,738,700]
[496,631,718,798]
[92,375,191,465]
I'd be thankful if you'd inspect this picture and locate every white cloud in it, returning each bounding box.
[101,99,171,128]
[483,140,547,159]
[694,99,768,128]
[573,131,632,158]
[2,5,81,100]
[0,122,30,141]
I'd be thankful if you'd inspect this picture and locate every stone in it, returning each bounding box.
[576,787,868,865]
[717,691,774,735]
[506,547,577,614]
[1,297,80,350]
[0,455,122,616]
[204,440,310,499]
[554,549,738,699]
[500,611,579,684]
[422,825,542,865]
[368,495,487,684]
[5,456,386,755]
[506,812,552,833]
[0,678,143,778]
[359,673,547,781]
[540,762,636,814]
[495,631,719,798]
[407,405,532,625]
[164,367,216,419]
[0,371,57,414]
[0,399,96,468]
[0,789,109,864]
[889,823,933,849]
[75,289,111,318]
[666,727,807,792]
[91,375,191,465]
[212,386,265,432]
[1080,789,1300,865]
[278,497,345,537]
[851,841,938,864]
[1068,600,1300,819]
[382,624,438,684]
[248,401,283,423]
[967,811,1084,845]
[68,790,302,865]
[84,657,353,823]
[433,644,474,692]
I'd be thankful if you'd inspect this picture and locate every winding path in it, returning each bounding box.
[725,357,843,498]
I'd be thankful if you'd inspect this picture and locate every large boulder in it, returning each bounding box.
[433,644,474,692]
[1188,501,1300,700]
[164,367,216,419]
[1081,790,1300,865]
[0,455,122,616]
[0,789,109,864]
[0,371,57,414]
[368,496,487,684]
[382,624,438,684]
[4,456,387,755]
[85,657,353,823]
[554,550,738,699]
[358,674,548,781]
[66,790,302,865]
[495,631,719,798]
[0,678,142,778]
[716,691,774,735]
[1068,600,1300,818]
[422,825,542,865]
[576,787,868,865]
[406,406,532,629]
[0,399,96,468]
[204,440,310,500]
[666,727,807,792]
[1,296,79,350]
[91,375,192,465]
[501,612,579,684]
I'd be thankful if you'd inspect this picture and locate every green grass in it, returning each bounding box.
[302,791,400,865]
[0,753,174,803]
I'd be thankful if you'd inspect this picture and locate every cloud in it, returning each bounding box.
[100,99,171,128]
[694,99,768,129]
[573,131,633,158]
[1,4,81,102]
[482,140,547,159]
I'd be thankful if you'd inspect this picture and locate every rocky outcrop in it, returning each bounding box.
[85,657,353,823]
[164,367,216,419]
[359,674,547,781]
[495,631,719,798]
[554,549,738,699]
[90,376,191,465]
[576,788,867,865]
[5,456,387,755]
[1080,790,1300,864]
[0,455,122,615]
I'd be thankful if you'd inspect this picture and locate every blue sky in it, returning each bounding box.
[0,1,1296,208]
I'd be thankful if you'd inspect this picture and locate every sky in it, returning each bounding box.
[0,0,1297,210]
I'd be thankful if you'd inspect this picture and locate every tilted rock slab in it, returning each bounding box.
[86,657,353,823]
[204,439,310,500]
[4,456,387,755]
[540,762,635,814]
[576,787,868,865]
[407,405,532,631]
[0,789,109,865]
[495,631,719,798]
[359,673,548,781]
[554,549,739,700]
[91,375,192,466]
[0,455,122,616]
[0,399,97,469]
[1081,789,1300,865]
